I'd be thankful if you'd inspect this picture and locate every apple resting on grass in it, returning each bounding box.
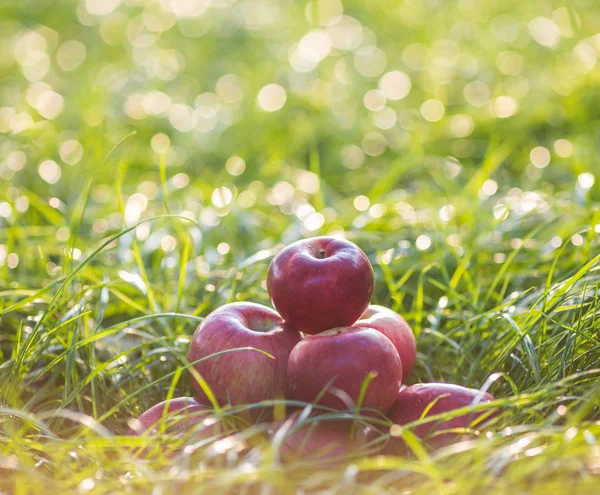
[131,397,232,459]
[384,383,497,451]
[189,302,302,408]
[130,397,211,435]
[267,236,374,334]
[269,417,374,464]
[355,305,416,381]
[287,326,402,412]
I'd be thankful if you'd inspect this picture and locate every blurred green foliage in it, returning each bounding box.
[1,1,599,265]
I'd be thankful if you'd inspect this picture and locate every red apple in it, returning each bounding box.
[287,326,402,412]
[130,397,230,459]
[386,383,497,450]
[130,397,211,435]
[189,302,302,408]
[267,236,374,334]
[268,417,373,464]
[355,305,416,381]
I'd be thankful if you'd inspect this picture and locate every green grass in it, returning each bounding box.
[1,0,600,493]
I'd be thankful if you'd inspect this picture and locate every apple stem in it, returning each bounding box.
[317,248,326,259]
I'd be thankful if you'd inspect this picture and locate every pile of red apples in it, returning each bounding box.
[132,237,497,461]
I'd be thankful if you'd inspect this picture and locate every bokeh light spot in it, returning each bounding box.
[416,235,432,251]
[420,100,445,122]
[554,139,573,158]
[530,146,551,169]
[577,173,595,190]
[257,84,287,112]
[38,160,61,184]
[226,156,246,176]
[378,71,411,100]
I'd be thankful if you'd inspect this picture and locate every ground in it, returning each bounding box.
[0,0,599,493]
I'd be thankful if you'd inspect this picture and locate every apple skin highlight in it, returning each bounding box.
[355,305,416,381]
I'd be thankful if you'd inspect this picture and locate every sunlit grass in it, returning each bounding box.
[1,0,600,493]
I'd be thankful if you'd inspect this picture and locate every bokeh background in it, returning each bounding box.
[2,0,598,269]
